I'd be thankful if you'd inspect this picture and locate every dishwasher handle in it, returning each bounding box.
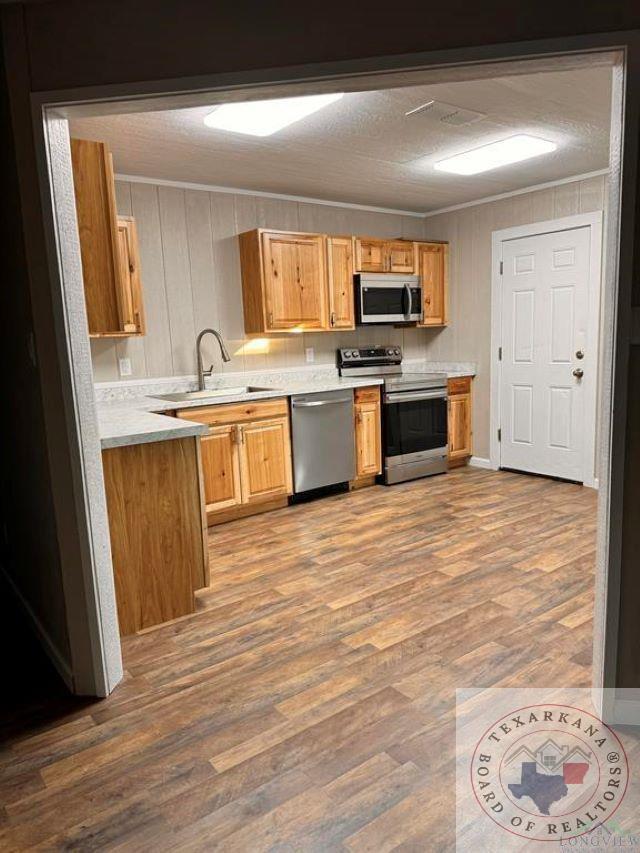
[292,396,353,408]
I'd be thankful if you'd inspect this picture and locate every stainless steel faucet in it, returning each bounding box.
[196,328,231,390]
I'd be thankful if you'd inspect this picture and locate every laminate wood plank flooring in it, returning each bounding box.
[0,468,600,851]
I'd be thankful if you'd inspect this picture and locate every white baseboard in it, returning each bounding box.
[469,456,495,470]
[1,564,74,691]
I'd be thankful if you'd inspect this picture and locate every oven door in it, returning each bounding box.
[358,282,422,323]
[383,388,448,466]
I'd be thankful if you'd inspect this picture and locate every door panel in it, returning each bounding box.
[355,401,381,476]
[327,236,355,328]
[200,426,242,512]
[448,394,471,459]
[239,417,293,503]
[499,226,590,480]
[416,242,447,325]
[355,238,386,272]
[387,241,414,273]
[262,233,327,329]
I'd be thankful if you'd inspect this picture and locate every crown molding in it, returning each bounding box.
[115,168,609,220]
[422,168,609,217]
[114,173,426,218]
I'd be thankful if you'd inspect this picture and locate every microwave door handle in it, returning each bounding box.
[403,283,411,318]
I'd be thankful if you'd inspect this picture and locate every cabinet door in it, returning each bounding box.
[200,425,243,512]
[386,240,415,273]
[354,238,386,272]
[71,138,125,336]
[355,399,381,477]
[238,416,293,504]
[262,232,328,330]
[416,242,448,326]
[115,217,145,335]
[327,236,355,329]
[448,393,472,460]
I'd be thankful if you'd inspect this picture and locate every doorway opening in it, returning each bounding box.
[32,41,622,720]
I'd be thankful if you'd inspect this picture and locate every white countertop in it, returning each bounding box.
[97,375,384,449]
[96,362,476,450]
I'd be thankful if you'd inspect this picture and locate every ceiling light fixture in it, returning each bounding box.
[433,134,557,175]
[203,93,344,137]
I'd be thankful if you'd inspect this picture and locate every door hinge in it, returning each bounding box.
[498,346,502,361]
[499,261,503,275]
[497,427,502,442]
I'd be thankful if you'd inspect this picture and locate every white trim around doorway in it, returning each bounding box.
[489,211,604,488]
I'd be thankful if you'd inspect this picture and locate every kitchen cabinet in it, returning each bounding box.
[416,241,448,327]
[447,376,472,466]
[177,398,293,524]
[326,236,355,329]
[354,386,382,480]
[354,238,415,273]
[102,436,208,635]
[239,229,328,332]
[200,425,243,513]
[70,138,146,337]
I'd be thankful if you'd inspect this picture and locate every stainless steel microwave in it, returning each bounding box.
[355,273,422,324]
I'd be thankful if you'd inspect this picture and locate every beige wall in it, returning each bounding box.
[422,174,607,458]
[90,181,430,382]
[92,175,607,461]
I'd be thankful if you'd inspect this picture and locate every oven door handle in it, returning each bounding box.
[384,389,447,403]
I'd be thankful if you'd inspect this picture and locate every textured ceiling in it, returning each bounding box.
[69,66,612,214]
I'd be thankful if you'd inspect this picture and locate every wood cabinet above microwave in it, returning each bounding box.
[71,138,145,337]
[354,238,415,274]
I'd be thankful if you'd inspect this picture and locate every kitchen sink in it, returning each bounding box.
[151,386,277,403]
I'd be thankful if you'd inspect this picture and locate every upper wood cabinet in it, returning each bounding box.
[326,236,355,329]
[239,229,328,332]
[115,216,146,335]
[415,241,448,326]
[71,138,145,338]
[354,238,415,273]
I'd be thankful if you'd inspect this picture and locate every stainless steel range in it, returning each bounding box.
[338,346,448,484]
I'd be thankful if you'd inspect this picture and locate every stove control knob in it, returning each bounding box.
[344,351,352,358]
[351,351,359,358]
[394,348,401,356]
[387,348,394,355]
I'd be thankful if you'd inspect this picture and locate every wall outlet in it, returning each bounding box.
[119,357,132,377]
[305,347,315,363]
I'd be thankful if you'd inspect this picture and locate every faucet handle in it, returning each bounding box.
[204,363,214,377]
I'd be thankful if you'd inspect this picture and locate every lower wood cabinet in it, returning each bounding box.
[353,386,382,481]
[102,436,208,636]
[177,398,293,524]
[447,376,473,466]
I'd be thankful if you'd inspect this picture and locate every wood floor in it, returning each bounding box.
[0,468,598,851]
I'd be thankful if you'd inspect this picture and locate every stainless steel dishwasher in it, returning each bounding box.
[290,389,356,493]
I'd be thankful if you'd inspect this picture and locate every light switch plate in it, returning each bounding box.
[305,347,315,363]
[119,357,132,377]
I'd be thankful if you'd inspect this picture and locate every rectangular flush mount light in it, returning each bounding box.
[434,134,557,175]
[204,93,344,137]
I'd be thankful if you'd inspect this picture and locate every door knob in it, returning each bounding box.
[573,368,584,379]
[576,349,584,359]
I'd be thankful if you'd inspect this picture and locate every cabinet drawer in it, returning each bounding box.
[176,397,289,426]
[354,386,381,404]
[447,376,472,395]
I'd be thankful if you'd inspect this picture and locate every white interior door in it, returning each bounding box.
[499,226,591,481]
